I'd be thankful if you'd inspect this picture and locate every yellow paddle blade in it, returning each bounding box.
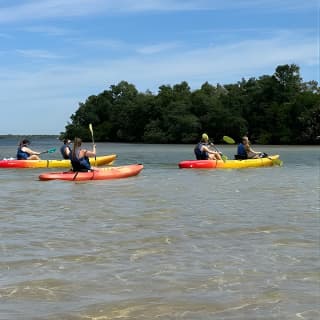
[89,123,93,135]
[223,136,235,144]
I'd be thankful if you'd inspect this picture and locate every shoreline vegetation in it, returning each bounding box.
[2,64,319,146]
[60,64,320,145]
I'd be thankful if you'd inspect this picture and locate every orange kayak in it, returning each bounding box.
[39,164,143,181]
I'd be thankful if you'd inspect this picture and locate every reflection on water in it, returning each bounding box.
[0,140,319,319]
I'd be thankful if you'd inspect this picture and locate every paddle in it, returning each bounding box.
[269,156,283,166]
[209,142,227,162]
[222,136,283,166]
[40,148,56,154]
[89,123,96,165]
[223,136,235,144]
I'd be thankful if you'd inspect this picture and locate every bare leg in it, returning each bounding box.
[28,155,40,160]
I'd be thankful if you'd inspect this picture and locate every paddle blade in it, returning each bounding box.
[272,158,283,166]
[41,148,56,154]
[223,136,235,144]
[89,123,93,136]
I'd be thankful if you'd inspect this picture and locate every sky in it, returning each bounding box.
[0,0,319,135]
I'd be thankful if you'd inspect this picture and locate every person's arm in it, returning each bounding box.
[65,147,71,157]
[248,146,261,155]
[22,146,40,155]
[202,145,219,155]
[81,145,96,157]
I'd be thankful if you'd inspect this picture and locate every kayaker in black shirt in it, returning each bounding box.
[70,137,96,171]
[17,139,41,160]
[194,133,222,160]
[60,139,72,159]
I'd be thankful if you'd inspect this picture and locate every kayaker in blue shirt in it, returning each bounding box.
[236,137,248,159]
[194,133,222,160]
[60,139,72,159]
[70,137,96,172]
[17,139,41,160]
[237,136,263,159]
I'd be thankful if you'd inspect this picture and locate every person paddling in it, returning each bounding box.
[17,139,41,160]
[237,136,266,159]
[194,133,222,160]
[70,137,96,172]
[60,138,72,159]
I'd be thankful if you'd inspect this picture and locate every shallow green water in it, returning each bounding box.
[0,139,319,319]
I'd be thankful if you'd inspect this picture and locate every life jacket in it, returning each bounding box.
[17,147,30,160]
[60,145,71,159]
[70,149,91,172]
[237,143,247,158]
[194,142,209,160]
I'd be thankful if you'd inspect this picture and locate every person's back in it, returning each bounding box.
[236,141,247,159]
[194,142,208,160]
[17,139,41,160]
[194,133,222,160]
[60,139,71,159]
[237,136,263,159]
[17,143,30,160]
[70,137,95,172]
[70,149,90,171]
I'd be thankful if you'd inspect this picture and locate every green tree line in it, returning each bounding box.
[61,64,320,144]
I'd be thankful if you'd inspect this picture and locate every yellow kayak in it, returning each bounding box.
[0,154,117,169]
[179,155,282,169]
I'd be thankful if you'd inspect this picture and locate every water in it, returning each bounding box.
[0,138,319,319]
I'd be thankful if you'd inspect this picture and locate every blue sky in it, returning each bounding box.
[0,0,319,134]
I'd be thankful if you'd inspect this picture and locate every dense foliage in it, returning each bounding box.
[62,64,320,144]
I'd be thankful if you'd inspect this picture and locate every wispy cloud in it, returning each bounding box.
[0,0,316,23]
[79,38,126,50]
[0,32,12,39]
[16,49,62,59]
[2,30,317,92]
[0,29,317,134]
[22,25,72,36]
[136,42,182,55]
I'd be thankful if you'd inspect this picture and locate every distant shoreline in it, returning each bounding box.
[0,135,318,145]
[0,135,59,138]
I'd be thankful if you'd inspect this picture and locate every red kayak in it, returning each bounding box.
[39,164,143,181]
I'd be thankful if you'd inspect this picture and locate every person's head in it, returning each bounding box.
[201,133,209,143]
[242,136,249,145]
[63,138,71,145]
[20,139,30,147]
[72,137,82,156]
[73,137,82,148]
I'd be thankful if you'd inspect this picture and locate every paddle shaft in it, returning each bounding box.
[40,148,56,154]
[209,142,227,161]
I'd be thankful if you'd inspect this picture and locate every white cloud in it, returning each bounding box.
[136,42,181,55]
[0,32,11,38]
[16,49,62,59]
[79,38,126,50]
[22,25,72,36]
[0,30,318,134]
